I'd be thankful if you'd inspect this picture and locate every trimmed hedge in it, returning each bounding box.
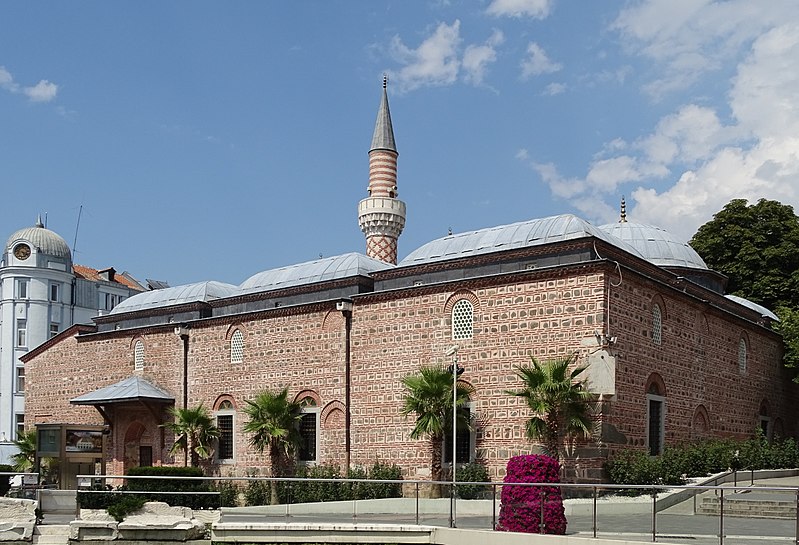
[606,436,799,493]
[78,466,220,511]
[243,461,403,506]
[497,455,567,535]
[455,462,490,499]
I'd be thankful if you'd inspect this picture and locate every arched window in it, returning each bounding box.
[134,340,145,371]
[452,300,474,340]
[646,379,666,456]
[215,399,235,462]
[652,304,662,345]
[738,338,747,374]
[230,330,244,364]
[759,402,771,441]
[298,397,319,463]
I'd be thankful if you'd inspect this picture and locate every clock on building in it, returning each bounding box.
[13,244,31,260]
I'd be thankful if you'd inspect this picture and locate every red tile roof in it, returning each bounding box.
[73,264,145,291]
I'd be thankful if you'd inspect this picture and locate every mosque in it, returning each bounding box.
[20,80,796,487]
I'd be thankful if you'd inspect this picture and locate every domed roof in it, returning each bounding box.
[725,295,779,321]
[400,214,645,266]
[241,252,393,292]
[599,221,708,270]
[6,218,72,260]
[109,281,241,314]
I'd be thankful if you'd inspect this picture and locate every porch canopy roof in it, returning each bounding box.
[70,376,175,406]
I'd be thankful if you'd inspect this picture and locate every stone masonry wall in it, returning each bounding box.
[24,263,795,485]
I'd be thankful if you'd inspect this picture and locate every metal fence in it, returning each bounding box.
[68,472,799,545]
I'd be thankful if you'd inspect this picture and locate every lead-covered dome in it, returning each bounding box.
[400,214,645,266]
[241,253,393,292]
[599,222,708,270]
[109,281,241,314]
[6,218,72,261]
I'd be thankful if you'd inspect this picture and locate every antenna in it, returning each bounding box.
[73,204,83,255]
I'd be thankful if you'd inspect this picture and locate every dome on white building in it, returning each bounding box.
[6,217,72,262]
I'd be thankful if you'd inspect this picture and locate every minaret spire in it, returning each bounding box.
[619,196,627,223]
[358,77,406,264]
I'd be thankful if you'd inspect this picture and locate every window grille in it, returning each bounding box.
[217,414,234,460]
[443,406,474,464]
[298,412,318,462]
[134,341,145,371]
[738,338,747,373]
[231,330,244,364]
[452,300,474,340]
[652,304,662,345]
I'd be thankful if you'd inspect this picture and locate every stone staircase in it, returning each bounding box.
[698,492,797,519]
[32,525,70,545]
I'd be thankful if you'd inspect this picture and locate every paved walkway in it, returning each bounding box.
[220,474,799,544]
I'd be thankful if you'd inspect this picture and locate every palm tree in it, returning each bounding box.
[242,387,303,505]
[11,429,37,472]
[163,404,219,467]
[507,354,593,461]
[401,365,474,495]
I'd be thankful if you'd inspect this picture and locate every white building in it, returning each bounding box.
[0,217,145,462]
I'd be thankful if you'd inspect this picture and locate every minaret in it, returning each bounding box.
[358,76,406,264]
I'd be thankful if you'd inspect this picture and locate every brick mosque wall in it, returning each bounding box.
[349,271,608,481]
[23,263,796,484]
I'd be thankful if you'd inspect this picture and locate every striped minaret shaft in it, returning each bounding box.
[358,76,406,264]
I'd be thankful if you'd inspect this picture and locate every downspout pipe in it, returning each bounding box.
[174,324,190,409]
[337,300,353,469]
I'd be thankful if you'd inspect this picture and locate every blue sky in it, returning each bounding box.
[2,1,798,287]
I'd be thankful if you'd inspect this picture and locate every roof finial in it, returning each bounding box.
[35,214,44,228]
[383,73,388,89]
[619,196,627,223]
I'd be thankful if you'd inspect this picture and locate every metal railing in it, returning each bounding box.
[71,473,799,545]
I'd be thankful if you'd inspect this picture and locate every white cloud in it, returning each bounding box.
[389,23,507,91]
[486,0,552,19]
[612,0,799,98]
[543,82,566,96]
[520,42,561,79]
[24,80,58,102]
[0,66,14,88]
[462,30,504,86]
[389,21,462,92]
[637,104,731,166]
[625,23,799,239]
[519,7,799,241]
[0,66,58,102]
[729,23,799,139]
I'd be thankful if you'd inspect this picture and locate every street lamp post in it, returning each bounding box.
[446,345,463,528]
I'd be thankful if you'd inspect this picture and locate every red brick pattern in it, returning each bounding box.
[24,263,796,483]
[366,235,398,265]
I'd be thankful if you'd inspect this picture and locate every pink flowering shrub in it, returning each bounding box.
[496,454,567,535]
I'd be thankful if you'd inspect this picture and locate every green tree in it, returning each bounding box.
[506,354,593,461]
[11,429,37,472]
[775,306,799,376]
[690,198,799,380]
[689,198,799,310]
[242,387,302,505]
[163,404,219,467]
[401,365,474,494]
